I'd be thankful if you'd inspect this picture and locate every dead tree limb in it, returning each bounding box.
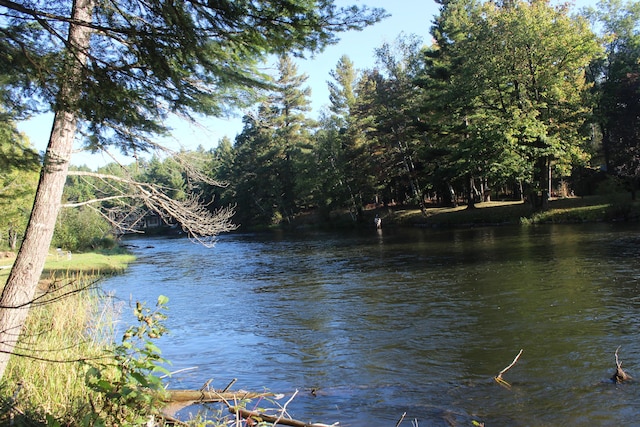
[612,346,632,383]
[165,389,275,403]
[494,349,523,389]
[66,170,238,246]
[271,389,299,426]
[222,378,237,392]
[162,389,277,418]
[165,385,338,427]
[228,406,338,427]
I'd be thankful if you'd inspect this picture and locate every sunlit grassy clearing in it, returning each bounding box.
[0,251,136,286]
[392,195,639,226]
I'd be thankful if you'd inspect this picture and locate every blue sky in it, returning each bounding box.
[19,0,594,168]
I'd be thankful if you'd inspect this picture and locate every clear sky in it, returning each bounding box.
[18,0,593,168]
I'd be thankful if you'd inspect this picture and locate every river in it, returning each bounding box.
[102,223,640,426]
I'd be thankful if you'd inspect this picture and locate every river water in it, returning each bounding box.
[102,223,640,426]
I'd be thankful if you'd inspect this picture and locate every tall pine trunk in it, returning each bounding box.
[0,0,92,380]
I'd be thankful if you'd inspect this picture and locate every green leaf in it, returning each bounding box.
[145,342,161,355]
[131,372,149,387]
[157,295,169,306]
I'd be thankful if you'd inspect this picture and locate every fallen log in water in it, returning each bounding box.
[162,389,278,418]
[166,389,276,402]
[229,406,338,427]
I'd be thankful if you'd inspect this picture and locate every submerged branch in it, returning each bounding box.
[229,406,338,427]
[494,349,523,389]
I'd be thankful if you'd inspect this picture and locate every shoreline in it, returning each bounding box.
[0,249,136,288]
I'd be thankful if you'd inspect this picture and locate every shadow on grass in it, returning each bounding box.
[392,195,640,227]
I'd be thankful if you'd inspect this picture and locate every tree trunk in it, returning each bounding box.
[0,0,92,380]
[7,226,17,251]
[466,175,476,209]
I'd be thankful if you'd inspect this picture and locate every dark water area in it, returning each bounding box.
[102,223,640,426]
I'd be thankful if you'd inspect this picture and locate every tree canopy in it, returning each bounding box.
[189,0,623,225]
[423,0,601,207]
[586,0,640,196]
[1,0,386,153]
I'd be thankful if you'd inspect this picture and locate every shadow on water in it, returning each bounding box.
[105,223,640,426]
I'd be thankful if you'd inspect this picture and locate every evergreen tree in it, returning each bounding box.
[228,56,315,226]
[208,136,236,208]
[328,55,359,122]
[343,69,382,214]
[231,110,281,225]
[320,55,365,219]
[271,55,315,221]
[371,34,426,209]
[312,113,351,217]
[0,0,386,379]
[586,0,640,197]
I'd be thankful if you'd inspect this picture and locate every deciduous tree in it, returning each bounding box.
[0,128,39,250]
[424,0,601,208]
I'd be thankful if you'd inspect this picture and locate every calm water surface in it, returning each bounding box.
[102,223,640,426]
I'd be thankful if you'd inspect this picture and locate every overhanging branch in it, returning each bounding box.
[62,195,130,208]
[66,169,238,245]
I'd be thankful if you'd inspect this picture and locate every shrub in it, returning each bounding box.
[53,207,115,252]
[84,296,171,426]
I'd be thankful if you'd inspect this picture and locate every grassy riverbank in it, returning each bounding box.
[1,279,115,424]
[0,249,136,425]
[377,194,640,228]
[0,249,136,286]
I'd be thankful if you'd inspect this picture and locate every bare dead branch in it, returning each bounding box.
[221,378,237,393]
[62,195,131,208]
[272,388,299,426]
[66,169,238,245]
[494,349,523,389]
[229,406,337,427]
[171,149,220,180]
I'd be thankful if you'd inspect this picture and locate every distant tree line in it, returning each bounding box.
[3,0,640,241]
[206,0,640,227]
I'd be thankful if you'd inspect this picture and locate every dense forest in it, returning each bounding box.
[3,0,640,249]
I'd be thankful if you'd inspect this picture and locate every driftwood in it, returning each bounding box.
[166,389,275,403]
[226,389,338,427]
[229,406,337,427]
[162,389,278,419]
[162,386,338,426]
[612,346,632,383]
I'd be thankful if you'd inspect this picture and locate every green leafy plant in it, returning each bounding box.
[84,296,171,426]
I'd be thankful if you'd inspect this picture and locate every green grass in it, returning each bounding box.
[0,277,122,425]
[0,249,135,286]
[388,194,640,227]
[0,249,134,425]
